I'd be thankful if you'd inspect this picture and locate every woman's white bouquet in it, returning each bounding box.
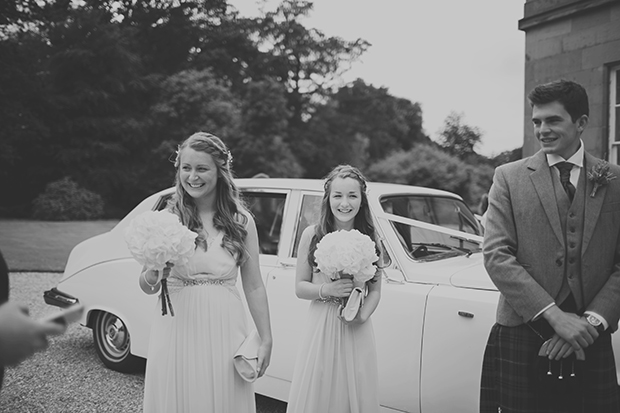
[314,229,378,283]
[124,210,198,317]
[124,210,198,271]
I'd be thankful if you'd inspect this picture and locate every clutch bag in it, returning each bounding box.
[233,330,261,382]
[341,287,364,322]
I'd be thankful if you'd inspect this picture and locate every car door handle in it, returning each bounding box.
[458,311,474,318]
[279,262,295,268]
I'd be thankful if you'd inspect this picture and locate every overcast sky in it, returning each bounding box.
[230,0,527,157]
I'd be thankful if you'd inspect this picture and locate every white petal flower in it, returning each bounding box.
[124,210,198,271]
[314,229,378,283]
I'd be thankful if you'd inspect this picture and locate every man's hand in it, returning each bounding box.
[544,334,583,360]
[543,306,598,357]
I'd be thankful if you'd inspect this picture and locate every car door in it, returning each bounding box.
[257,190,323,401]
[372,216,434,413]
[420,284,498,412]
[240,187,293,400]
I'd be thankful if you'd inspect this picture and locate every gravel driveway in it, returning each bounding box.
[0,272,287,413]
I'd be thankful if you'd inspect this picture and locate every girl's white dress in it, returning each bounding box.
[143,232,255,413]
[286,270,380,413]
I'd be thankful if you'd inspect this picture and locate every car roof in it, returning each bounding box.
[152,178,464,201]
[234,178,464,200]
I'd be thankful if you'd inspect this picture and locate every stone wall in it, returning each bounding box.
[519,0,620,158]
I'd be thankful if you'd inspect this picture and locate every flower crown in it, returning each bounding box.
[325,167,368,193]
[172,144,233,169]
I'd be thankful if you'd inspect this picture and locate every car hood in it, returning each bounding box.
[449,253,497,291]
[61,229,131,281]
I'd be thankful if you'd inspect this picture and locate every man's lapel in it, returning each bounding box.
[582,152,607,256]
[528,150,565,246]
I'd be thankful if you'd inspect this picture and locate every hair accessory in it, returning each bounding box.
[226,150,233,168]
[171,145,181,167]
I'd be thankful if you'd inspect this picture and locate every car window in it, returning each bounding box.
[292,194,322,258]
[243,192,286,255]
[154,193,173,211]
[380,195,481,236]
[389,218,481,261]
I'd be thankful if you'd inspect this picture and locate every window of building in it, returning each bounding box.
[609,66,620,164]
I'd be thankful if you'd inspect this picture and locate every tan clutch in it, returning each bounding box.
[233,330,261,382]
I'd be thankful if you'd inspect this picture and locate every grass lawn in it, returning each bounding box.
[0,219,119,272]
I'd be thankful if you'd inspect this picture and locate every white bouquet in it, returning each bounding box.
[124,210,198,271]
[314,229,378,283]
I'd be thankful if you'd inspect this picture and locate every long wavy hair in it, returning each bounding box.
[168,132,248,265]
[307,165,379,277]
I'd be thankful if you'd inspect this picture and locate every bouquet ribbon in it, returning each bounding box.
[160,278,174,317]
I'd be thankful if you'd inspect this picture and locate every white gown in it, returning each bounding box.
[143,232,255,413]
[286,270,380,413]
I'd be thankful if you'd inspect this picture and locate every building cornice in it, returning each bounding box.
[518,0,618,31]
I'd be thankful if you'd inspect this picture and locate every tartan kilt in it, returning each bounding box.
[480,323,620,413]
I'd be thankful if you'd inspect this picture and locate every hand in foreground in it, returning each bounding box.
[325,278,354,298]
[256,339,272,378]
[0,302,66,367]
[544,308,597,355]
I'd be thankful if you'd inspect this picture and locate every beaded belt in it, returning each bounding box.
[183,279,227,287]
[315,297,343,306]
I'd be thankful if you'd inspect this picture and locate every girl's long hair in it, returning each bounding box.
[168,132,248,265]
[307,165,379,276]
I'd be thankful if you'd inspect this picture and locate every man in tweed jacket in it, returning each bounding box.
[480,79,620,412]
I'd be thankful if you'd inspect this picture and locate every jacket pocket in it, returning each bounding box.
[601,202,620,214]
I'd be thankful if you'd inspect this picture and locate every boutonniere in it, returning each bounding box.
[587,161,616,197]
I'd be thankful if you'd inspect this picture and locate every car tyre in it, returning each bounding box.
[92,311,144,373]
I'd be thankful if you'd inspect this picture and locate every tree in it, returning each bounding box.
[438,112,483,160]
[251,0,370,126]
[366,144,493,206]
[292,100,368,178]
[233,79,303,178]
[331,79,429,161]
[290,79,430,177]
[492,147,522,166]
[0,0,154,216]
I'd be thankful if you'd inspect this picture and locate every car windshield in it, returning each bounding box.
[386,213,482,262]
[380,195,481,236]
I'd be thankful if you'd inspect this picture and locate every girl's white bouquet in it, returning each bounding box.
[124,210,198,271]
[314,229,378,283]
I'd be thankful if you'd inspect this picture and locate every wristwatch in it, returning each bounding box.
[586,314,605,332]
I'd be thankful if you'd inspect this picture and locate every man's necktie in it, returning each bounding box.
[556,162,575,202]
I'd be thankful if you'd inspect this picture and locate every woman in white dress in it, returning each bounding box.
[286,165,382,413]
[139,132,273,413]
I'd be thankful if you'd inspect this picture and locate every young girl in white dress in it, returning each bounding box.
[286,165,382,413]
[139,132,273,413]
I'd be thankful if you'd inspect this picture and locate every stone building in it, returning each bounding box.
[519,0,620,162]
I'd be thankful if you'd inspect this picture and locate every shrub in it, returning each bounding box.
[32,177,105,220]
[366,144,494,207]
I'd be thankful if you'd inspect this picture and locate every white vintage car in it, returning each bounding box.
[44,178,620,412]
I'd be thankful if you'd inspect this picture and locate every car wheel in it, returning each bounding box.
[92,311,144,373]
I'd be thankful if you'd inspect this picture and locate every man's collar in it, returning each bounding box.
[546,140,584,168]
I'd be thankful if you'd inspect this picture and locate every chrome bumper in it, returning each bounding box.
[43,288,79,308]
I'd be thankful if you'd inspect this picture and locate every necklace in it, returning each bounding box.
[202,228,217,250]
